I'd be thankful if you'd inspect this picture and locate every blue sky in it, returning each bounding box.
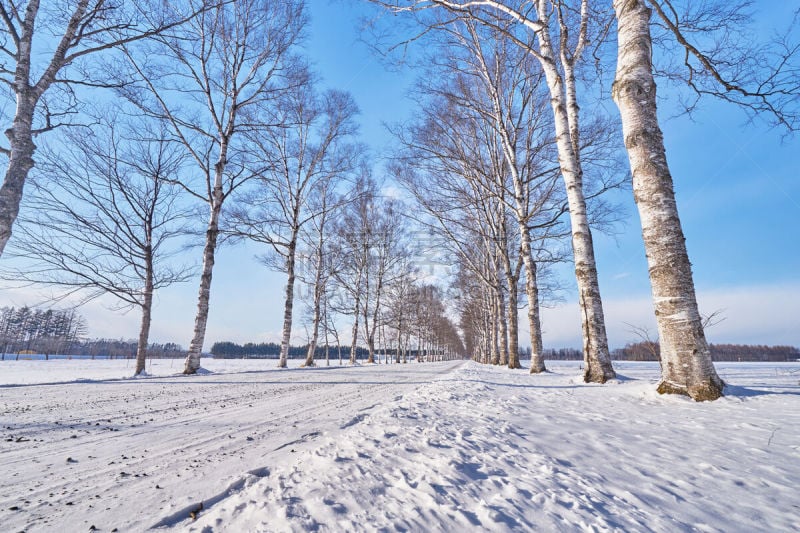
[2,1,797,349]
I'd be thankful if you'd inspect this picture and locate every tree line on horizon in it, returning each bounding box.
[209,341,456,363]
[613,343,800,363]
[211,341,800,363]
[0,305,184,359]
[3,303,793,363]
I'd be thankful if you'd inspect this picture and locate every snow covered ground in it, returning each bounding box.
[1,359,798,532]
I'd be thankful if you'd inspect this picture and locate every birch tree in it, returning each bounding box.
[330,176,376,365]
[602,0,796,399]
[398,157,519,368]
[609,0,722,400]
[395,113,515,367]
[119,0,307,373]
[454,260,501,364]
[385,262,416,364]
[608,0,799,400]
[299,178,341,368]
[360,198,407,364]
[449,18,563,372]
[410,284,462,360]
[0,118,191,375]
[228,88,360,368]
[379,1,797,397]
[392,28,598,370]
[0,0,206,258]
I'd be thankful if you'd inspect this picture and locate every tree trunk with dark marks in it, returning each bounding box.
[278,231,299,369]
[612,0,723,401]
[134,246,154,376]
[184,186,223,374]
[304,228,326,368]
[533,3,615,384]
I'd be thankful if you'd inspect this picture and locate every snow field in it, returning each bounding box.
[0,357,315,385]
[187,361,800,532]
[1,359,798,532]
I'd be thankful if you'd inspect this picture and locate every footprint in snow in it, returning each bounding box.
[340,413,368,429]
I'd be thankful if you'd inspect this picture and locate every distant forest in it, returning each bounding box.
[612,342,800,362]
[0,306,183,360]
[211,341,404,360]
[217,341,800,362]
[1,306,797,363]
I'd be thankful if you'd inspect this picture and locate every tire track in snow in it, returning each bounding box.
[0,361,463,532]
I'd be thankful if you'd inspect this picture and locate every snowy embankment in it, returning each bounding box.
[1,360,798,532]
[0,356,311,385]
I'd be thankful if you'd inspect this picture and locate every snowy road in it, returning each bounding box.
[0,360,464,532]
[2,359,799,532]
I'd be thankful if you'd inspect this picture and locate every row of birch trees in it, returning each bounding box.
[0,1,795,400]
[264,173,466,368]
[0,0,310,376]
[372,0,799,400]
[393,14,621,375]
[0,0,464,376]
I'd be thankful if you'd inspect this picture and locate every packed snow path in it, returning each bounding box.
[0,361,463,531]
[1,360,799,532]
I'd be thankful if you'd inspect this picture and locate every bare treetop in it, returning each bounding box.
[647,0,800,131]
[117,0,309,201]
[0,0,210,141]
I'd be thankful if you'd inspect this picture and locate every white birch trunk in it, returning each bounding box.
[395,309,404,364]
[611,0,723,401]
[497,284,509,366]
[365,317,375,363]
[483,288,492,364]
[0,103,36,257]
[417,325,423,362]
[0,1,36,256]
[361,244,374,364]
[490,290,500,365]
[500,236,521,369]
[0,0,87,257]
[134,245,154,377]
[380,324,387,364]
[349,293,361,365]
[523,251,546,373]
[322,292,331,366]
[366,265,386,364]
[508,150,546,373]
[534,2,615,383]
[304,291,321,367]
[505,278,520,369]
[278,231,298,368]
[183,185,223,374]
[363,313,374,363]
[303,231,325,368]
